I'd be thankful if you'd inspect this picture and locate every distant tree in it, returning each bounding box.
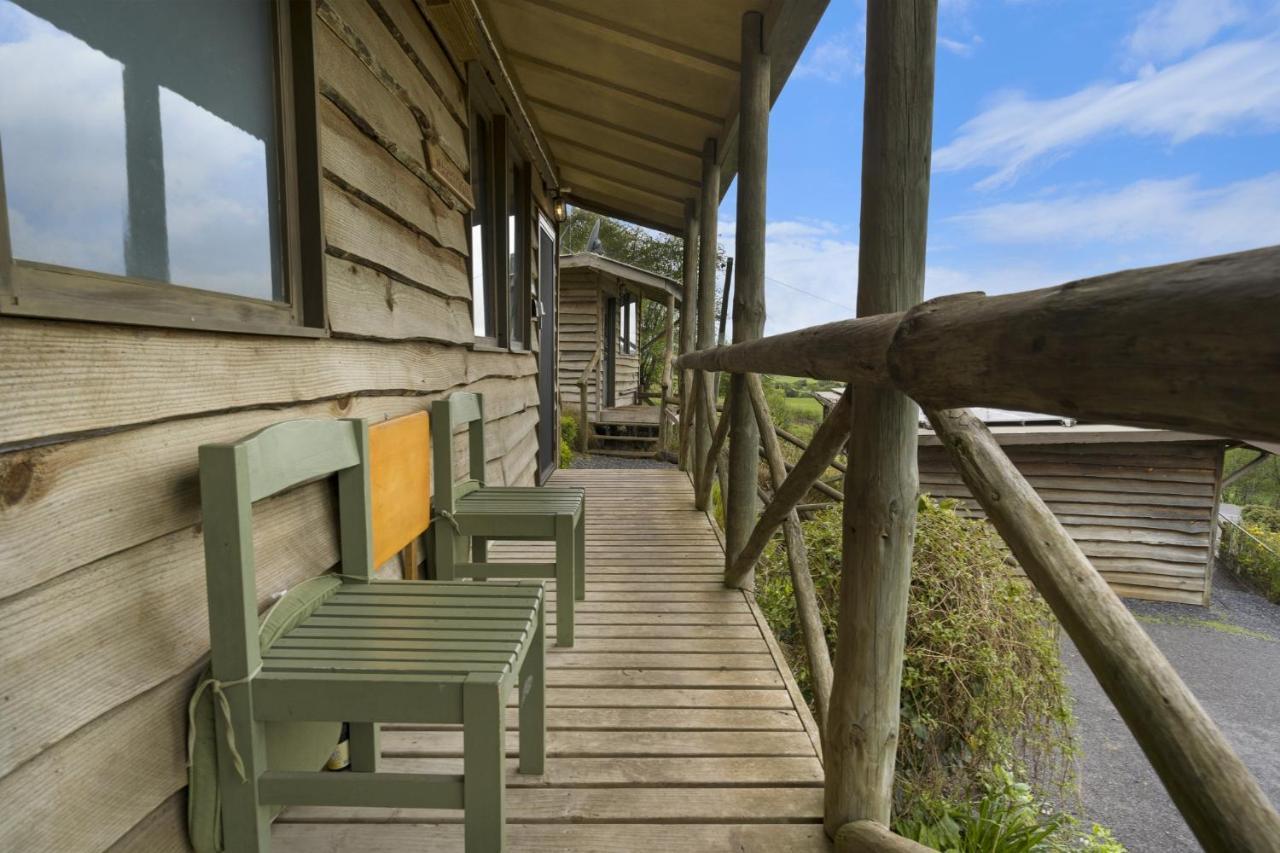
[560,207,727,393]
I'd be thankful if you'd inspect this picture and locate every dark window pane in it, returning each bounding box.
[470,113,491,337]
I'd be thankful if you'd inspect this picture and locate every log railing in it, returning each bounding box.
[667,2,1280,847]
[675,249,1280,849]
[576,347,601,453]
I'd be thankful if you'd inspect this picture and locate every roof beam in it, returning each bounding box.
[558,161,691,206]
[507,49,723,126]
[544,132,700,188]
[564,193,683,236]
[527,97,702,159]
[488,0,740,81]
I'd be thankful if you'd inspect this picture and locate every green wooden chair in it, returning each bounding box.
[429,392,586,646]
[199,417,545,853]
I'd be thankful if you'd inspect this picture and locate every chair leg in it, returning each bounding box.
[434,519,458,581]
[518,596,546,775]
[218,688,271,852]
[473,536,488,564]
[349,723,380,772]
[555,513,574,647]
[574,502,586,602]
[464,673,506,853]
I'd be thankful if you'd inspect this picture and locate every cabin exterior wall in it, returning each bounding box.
[0,3,548,850]
[918,440,1224,605]
[557,273,640,415]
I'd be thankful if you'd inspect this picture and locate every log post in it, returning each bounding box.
[746,374,833,741]
[678,200,699,470]
[693,140,720,493]
[729,388,852,583]
[825,0,938,835]
[928,408,1280,852]
[657,292,676,456]
[725,11,769,585]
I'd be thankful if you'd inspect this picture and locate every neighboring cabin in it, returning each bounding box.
[557,252,681,418]
[813,395,1226,605]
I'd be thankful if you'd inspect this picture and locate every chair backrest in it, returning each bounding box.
[368,412,431,567]
[199,418,372,683]
[430,392,487,514]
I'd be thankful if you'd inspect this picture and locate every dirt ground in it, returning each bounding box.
[1062,570,1280,850]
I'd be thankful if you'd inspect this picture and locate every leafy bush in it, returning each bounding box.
[1219,519,1280,603]
[897,766,1126,853]
[756,497,1076,816]
[1242,504,1280,533]
[559,415,578,469]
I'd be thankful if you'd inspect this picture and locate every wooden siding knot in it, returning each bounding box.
[1,456,37,507]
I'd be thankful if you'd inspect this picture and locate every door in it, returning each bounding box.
[536,215,558,482]
[603,297,618,408]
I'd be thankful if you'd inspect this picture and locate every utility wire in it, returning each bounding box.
[763,274,854,311]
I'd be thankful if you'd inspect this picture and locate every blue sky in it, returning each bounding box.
[720,0,1280,334]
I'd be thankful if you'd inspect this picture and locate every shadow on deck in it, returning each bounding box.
[273,468,830,851]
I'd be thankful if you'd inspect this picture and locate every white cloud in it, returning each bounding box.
[950,171,1280,254]
[1126,0,1246,62]
[939,35,983,57]
[934,38,1280,188]
[794,31,863,84]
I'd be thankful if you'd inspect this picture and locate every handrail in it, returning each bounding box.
[1220,514,1280,557]
[677,245,1280,445]
[576,348,602,453]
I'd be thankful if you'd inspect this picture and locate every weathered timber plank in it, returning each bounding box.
[272,822,833,852]
[0,316,534,447]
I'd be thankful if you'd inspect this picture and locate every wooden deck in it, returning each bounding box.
[274,468,830,852]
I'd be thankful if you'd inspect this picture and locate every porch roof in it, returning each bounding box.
[476,0,830,233]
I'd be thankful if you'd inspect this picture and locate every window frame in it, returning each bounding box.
[466,63,532,353]
[0,0,325,337]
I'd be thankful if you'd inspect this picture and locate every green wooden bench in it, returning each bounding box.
[430,392,586,646]
[199,416,545,852]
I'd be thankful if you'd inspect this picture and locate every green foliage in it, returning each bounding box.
[897,767,1127,853]
[1242,504,1280,532]
[558,415,578,470]
[1219,517,1280,603]
[756,498,1076,815]
[1224,449,1280,508]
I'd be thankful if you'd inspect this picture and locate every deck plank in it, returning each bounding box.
[275,468,830,852]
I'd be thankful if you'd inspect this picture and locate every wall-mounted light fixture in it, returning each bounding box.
[552,190,569,223]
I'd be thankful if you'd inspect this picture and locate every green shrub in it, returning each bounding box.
[756,497,1075,816]
[559,415,579,469]
[1242,504,1280,532]
[897,766,1126,852]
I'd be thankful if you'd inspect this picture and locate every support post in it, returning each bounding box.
[678,201,699,470]
[747,374,833,741]
[657,292,676,456]
[928,408,1280,852]
[725,11,769,585]
[825,0,938,835]
[694,140,719,494]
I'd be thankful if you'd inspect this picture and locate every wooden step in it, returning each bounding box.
[591,433,659,443]
[588,449,663,459]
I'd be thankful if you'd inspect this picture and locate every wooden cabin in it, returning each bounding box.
[558,252,681,454]
[4,0,1277,850]
[812,395,1228,605]
[0,0,830,851]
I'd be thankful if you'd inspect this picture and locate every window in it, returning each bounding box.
[0,0,323,334]
[467,64,530,350]
[622,293,639,354]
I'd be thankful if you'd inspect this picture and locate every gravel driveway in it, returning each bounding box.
[1063,569,1280,850]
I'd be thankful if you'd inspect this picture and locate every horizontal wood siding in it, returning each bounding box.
[0,4,542,850]
[558,279,600,409]
[918,441,1222,604]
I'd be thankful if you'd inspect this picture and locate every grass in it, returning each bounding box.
[1134,613,1276,642]
[781,395,824,418]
